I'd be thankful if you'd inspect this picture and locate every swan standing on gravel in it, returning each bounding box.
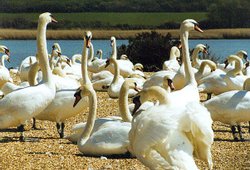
[129,19,214,170]
[32,32,91,137]
[204,77,250,141]
[0,12,57,141]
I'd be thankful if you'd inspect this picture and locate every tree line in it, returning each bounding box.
[0,0,249,28]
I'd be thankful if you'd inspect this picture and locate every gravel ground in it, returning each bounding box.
[0,73,249,169]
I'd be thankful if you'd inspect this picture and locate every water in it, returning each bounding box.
[1,39,250,68]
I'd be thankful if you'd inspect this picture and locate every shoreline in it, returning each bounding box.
[1,28,250,40]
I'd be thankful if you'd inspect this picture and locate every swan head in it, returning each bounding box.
[105,57,115,68]
[224,55,242,69]
[84,31,92,48]
[110,36,116,47]
[96,49,103,55]
[0,45,10,56]
[39,12,57,25]
[123,79,142,92]
[163,75,175,91]
[73,84,93,107]
[195,44,208,54]
[59,55,71,67]
[52,43,61,52]
[181,19,203,33]
[134,63,144,71]
[235,50,248,61]
[120,54,128,60]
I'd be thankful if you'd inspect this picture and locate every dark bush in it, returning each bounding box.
[117,31,176,72]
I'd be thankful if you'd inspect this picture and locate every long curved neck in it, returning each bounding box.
[119,83,132,122]
[99,51,103,59]
[191,48,200,67]
[180,30,196,86]
[169,47,178,60]
[88,43,94,62]
[227,58,243,76]
[78,88,97,146]
[111,59,120,85]
[81,42,91,85]
[198,60,214,74]
[142,86,169,105]
[37,20,52,84]
[1,55,6,67]
[28,62,40,86]
[111,42,117,59]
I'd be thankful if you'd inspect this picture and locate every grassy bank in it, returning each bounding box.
[0,28,250,40]
[0,12,207,29]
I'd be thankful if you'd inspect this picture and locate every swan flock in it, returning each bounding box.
[0,12,249,169]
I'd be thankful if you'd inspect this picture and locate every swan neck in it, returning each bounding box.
[181,31,196,86]
[81,42,91,85]
[88,44,94,62]
[169,47,178,60]
[119,84,132,122]
[111,59,120,84]
[28,62,40,86]
[227,58,243,76]
[1,55,5,67]
[191,48,200,67]
[111,42,117,59]
[37,20,52,84]
[78,88,97,146]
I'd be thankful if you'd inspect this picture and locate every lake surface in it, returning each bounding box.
[1,39,250,68]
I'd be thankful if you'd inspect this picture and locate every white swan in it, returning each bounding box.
[162,46,181,72]
[0,61,40,96]
[217,50,248,73]
[191,44,208,68]
[195,59,217,84]
[105,36,134,77]
[105,57,143,98]
[204,77,250,141]
[0,54,12,88]
[66,78,139,143]
[198,54,247,96]
[32,32,92,137]
[129,19,214,170]
[0,12,57,141]
[130,86,214,170]
[143,42,206,90]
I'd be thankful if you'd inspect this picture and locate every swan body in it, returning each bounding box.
[67,78,139,156]
[106,57,140,98]
[198,55,247,95]
[217,50,248,73]
[162,46,181,72]
[34,32,93,138]
[129,19,214,170]
[0,12,57,140]
[204,78,250,140]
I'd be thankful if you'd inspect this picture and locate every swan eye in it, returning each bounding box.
[134,82,137,87]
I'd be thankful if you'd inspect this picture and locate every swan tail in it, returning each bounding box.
[185,102,214,169]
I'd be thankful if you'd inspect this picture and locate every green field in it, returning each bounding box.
[0,12,207,27]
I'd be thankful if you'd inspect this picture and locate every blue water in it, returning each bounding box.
[1,39,250,68]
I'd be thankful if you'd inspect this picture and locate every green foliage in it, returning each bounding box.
[207,0,250,28]
[0,0,213,13]
[118,31,174,71]
[0,12,207,29]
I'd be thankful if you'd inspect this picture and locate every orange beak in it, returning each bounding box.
[194,25,203,33]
